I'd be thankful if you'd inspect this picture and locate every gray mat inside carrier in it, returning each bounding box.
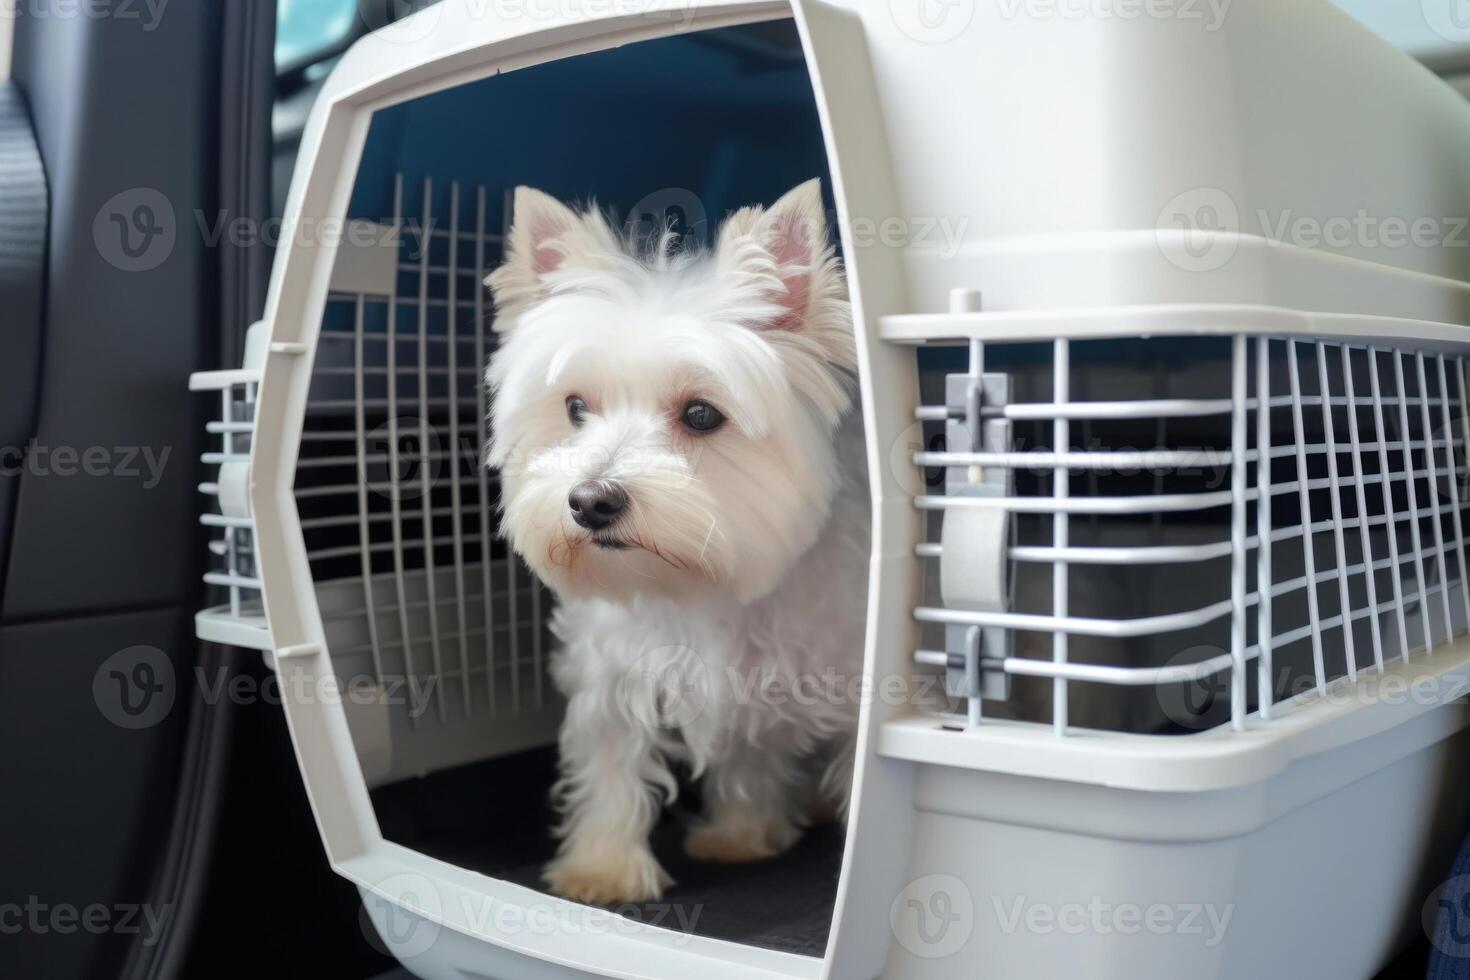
[372,749,842,957]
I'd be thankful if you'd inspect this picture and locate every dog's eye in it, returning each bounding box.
[566,395,588,427]
[681,400,725,433]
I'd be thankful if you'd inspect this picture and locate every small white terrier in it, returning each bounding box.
[484,179,869,905]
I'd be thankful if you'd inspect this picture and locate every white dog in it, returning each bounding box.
[484,179,869,905]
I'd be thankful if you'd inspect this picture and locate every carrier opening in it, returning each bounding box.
[297,18,850,956]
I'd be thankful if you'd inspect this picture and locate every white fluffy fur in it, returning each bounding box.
[484,180,869,905]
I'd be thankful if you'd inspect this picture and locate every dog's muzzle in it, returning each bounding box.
[568,480,628,531]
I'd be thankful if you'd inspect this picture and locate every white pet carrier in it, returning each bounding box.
[193,1,1470,977]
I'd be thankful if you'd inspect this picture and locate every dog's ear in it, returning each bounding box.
[505,186,581,276]
[716,179,835,334]
[486,187,616,328]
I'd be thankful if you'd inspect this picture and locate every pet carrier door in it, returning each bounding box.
[191,2,907,979]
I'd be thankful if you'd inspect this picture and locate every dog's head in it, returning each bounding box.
[484,180,856,604]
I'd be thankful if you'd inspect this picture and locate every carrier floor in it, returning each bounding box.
[372,748,841,957]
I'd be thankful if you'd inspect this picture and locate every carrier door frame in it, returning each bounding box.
[252,0,795,870]
[789,2,923,977]
[251,2,909,977]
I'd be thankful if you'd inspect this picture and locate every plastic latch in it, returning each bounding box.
[941,371,1013,705]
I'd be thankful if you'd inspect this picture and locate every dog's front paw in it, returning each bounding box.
[685,809,801,864]
[545,846,672,906]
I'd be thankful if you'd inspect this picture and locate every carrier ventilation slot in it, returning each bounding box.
[296,173,552,727]
[912,333,1470,736]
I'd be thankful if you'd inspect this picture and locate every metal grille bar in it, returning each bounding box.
[1052,338,1070,736]
[475,185,498,713]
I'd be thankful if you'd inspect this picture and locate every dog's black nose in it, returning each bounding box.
[568,481,627,530]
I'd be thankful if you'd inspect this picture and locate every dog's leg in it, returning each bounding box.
[544,688,673,905]
[686,741,804,863]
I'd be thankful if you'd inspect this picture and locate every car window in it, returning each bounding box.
[276,0,358,71]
